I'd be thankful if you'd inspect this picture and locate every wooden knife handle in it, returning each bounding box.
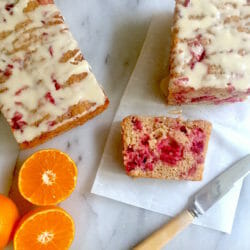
[133,210,194,250]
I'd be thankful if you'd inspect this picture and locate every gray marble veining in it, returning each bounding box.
[0,1,249,249]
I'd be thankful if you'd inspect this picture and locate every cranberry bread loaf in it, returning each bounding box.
[165,0,250,105]
[121,116,212,181]
[0,0,109,149]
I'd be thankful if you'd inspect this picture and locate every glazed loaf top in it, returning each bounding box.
[171,0,250,91]
[0,0,106,143]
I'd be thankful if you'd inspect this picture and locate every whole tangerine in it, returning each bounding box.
[0,194,20,249]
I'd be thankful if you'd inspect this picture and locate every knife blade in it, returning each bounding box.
[134,154,250,250]
[189,154,250,217]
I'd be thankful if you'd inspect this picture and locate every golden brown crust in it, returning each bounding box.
[167,2,181,104]
[23,0,54,13]
[20,98,109,149]
[38,0,54,5]
[159,1,182,104]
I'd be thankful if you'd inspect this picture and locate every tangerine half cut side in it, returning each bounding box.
[18,149,77,206]
[14,206,75,250]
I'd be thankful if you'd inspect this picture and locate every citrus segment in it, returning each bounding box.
[18,149,77,206]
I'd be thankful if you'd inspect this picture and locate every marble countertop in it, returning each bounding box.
[1,0,250,249]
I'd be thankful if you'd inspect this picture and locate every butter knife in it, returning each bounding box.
[133,154,250,250]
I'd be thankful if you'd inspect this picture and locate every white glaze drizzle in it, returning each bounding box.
[172,0,250,90]
[0,0,106,143]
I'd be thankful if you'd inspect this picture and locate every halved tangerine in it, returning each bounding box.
[18,149,77,206]
[14,206,75,250]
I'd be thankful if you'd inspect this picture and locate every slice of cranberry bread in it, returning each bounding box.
[165,0,250,105]
[121,116,212,181]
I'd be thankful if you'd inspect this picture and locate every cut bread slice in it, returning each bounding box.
[121,116,212,181]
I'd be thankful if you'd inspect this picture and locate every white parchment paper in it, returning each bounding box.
[92,15,250,233]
